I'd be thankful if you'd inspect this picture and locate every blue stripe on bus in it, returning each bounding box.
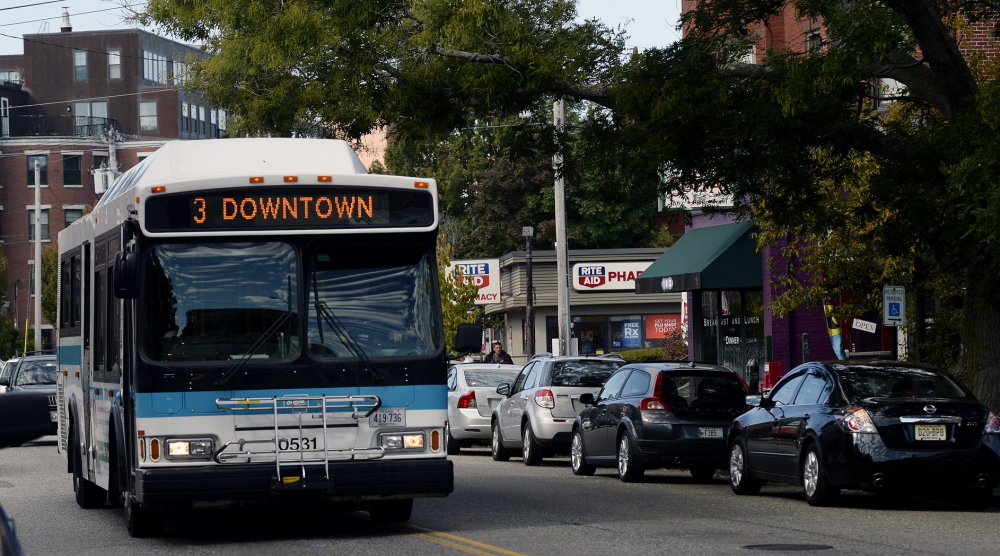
[58,345,82,366]
[135,384,446,418]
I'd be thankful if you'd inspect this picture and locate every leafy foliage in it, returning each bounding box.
[437,237,480,353]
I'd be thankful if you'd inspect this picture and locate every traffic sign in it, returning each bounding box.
[883,286,906,327]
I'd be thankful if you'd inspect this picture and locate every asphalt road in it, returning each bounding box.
[2,440,999,555]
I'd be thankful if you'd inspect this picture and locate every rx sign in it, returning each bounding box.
[883,286,906,327]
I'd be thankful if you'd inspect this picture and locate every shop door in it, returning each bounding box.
[576,321,608,355]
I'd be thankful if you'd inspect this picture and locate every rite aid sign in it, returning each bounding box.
[573,262,652,292]
[448,259,501,304]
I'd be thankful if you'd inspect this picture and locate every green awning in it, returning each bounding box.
[635,221,762,293]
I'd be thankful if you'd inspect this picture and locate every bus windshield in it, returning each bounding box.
[143,242,299,362]
[307,243,439,358]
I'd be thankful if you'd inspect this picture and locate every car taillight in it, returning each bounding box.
[839,406,877,433]
[984,413,1000,434]
[639,398,669,410]
[534,389,555,409]
[457,391,477,409]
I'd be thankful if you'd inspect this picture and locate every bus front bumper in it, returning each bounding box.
[134,458,453,506]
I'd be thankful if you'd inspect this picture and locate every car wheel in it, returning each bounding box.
[802,444,838,506]
[368,498,414,523]
[446,428,461,455]
[72,426,107,509]
[617,431,644,482]
[570,429,596,476]
[729,438,764,495]
[689,466,717,482]
[125,494,164,538]
[522,422,543,466]
[491,420,510,461]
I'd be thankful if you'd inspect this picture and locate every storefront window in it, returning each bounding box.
[610,315,642,350]
[697,290,765,384]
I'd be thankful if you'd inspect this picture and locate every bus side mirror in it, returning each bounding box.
[113,251,138,299]
[452,323,484,355]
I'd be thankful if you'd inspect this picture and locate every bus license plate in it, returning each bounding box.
[698,427,724,439]
[915,424,946,441]
[370,408,406,427]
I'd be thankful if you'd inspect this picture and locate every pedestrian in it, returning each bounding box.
[483,341,513,364]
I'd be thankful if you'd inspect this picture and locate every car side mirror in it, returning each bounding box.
[579,393,595,405]
[113,251,138,299]
[0,378,8,387]
[758,397,776,410]
[452,323,484,355]
[496,383,510,396]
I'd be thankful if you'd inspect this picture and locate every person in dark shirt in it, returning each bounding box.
[483,341,513,364]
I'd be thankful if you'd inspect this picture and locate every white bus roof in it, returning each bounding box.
[97,138,371,208]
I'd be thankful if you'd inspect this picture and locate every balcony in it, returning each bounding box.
[0,115,118,138]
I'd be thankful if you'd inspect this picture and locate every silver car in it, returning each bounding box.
[446,363,522,454]
[492,354,624,465]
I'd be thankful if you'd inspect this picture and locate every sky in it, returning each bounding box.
[0,0,682,55]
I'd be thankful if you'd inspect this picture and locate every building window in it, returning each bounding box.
[139,101,158,131]
[199,105,206,135]
[64,208,83,227]
[27,155,47,186]
[28,209,50,241]
[75,101,109,136]
[181,102,189,132]
[63,154,82,186]
[143,51,168,84]
[807,31,822,54]
[108,50,121,79]
[74,50,87,80]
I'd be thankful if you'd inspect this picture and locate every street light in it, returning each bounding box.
[523,226,535,356]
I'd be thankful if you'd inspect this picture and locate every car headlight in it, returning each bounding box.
[167,439,214,458]
[379,433,425,450]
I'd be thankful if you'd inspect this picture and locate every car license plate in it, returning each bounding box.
[915,424,946,441]
[698,426,724,439]
[369,408,406,427]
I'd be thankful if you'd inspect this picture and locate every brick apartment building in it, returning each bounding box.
[0,10,227,345]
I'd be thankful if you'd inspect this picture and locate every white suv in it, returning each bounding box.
[491,354,624,465]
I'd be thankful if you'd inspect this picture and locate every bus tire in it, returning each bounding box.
[126,495,164,538]
[368,498,413,523]
[72,426,107,509]
[446,429,461,455]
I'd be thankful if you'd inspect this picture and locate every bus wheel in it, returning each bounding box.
[368,499,413,523]
[72,427,107,509]
[126,495,164,538]
[106,444,125,508]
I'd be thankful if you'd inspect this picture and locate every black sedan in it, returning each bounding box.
[571,362,751,482]
[728,360,1000,506]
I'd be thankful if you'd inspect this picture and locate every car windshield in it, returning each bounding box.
[15,360,57,386]
[667,372,747,407]
[550,360,622,387]
[463,368,519,388]
[307,243,439,358]
[836,365,969,400]
[143,242,298,362]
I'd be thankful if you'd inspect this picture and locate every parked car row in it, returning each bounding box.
[448,354,1000,508]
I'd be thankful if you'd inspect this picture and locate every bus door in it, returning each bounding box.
[91,233,120,484]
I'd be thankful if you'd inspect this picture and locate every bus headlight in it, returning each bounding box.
[167,439,214,458]
[379,433,425,450]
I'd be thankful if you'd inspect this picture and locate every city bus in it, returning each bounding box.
[56,138,480,537]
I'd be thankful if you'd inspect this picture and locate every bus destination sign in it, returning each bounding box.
[144,186,434,232]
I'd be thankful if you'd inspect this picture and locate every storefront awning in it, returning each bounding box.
[635,221,762,293]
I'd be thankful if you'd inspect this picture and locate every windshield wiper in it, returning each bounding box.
[215,310,293,387]
[312,270,382,382]
[216,276,294,387]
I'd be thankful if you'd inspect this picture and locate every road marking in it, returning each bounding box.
[403,523,529,556]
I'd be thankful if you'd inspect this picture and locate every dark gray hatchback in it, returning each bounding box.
[571,362,750,482]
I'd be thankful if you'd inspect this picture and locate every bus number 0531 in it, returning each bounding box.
[277,437,318,451]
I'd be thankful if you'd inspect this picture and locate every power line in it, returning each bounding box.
[0,1,62,13]
[0,3,145,28]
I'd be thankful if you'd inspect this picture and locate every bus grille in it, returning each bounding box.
[214,394,385,477]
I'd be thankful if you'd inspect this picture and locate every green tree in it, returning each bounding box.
[437,237,480,354]
[41,242,58,326]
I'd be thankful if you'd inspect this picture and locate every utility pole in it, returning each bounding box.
[523,226,535,356]
[33,159,41,352]
[553,99,571,356]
